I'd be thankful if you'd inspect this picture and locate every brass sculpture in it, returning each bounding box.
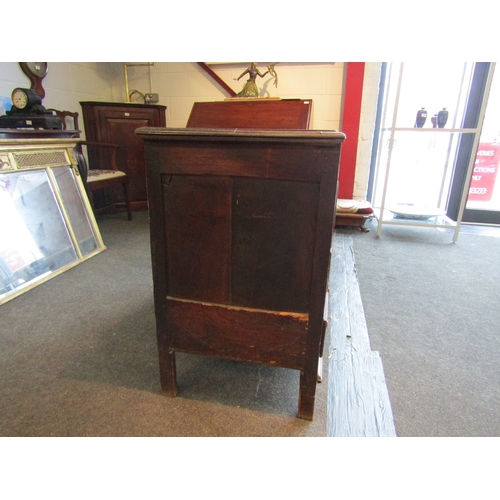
[234,63,278,97]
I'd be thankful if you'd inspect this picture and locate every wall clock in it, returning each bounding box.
[19,62,48,98]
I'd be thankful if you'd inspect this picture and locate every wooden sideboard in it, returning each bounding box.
[137,127,345,420]
[80,102,166,211]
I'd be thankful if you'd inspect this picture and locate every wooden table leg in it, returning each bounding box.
[159,350,177,397]
[298,368,318,420]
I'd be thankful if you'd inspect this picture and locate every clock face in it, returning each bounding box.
[25,62,48,78]
[12,89,28,109]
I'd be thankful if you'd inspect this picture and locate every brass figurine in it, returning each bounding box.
[234,63,278,97]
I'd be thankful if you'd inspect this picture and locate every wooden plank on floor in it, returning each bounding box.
[328,346,396,437]
[329,231,372,353]
[326,233,396,437]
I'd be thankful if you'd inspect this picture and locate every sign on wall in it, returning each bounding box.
[468,143,500,201]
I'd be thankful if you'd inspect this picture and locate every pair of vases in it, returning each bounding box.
[414,108,448,128]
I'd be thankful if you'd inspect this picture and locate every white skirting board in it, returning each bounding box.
[326,232,397,437]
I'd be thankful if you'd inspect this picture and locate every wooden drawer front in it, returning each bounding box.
[166,298,308,369]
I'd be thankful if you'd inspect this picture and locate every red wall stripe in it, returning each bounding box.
[338,62,365,199]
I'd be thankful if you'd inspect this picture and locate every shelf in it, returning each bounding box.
[374,208,457,229]
[373,62,496,242]
[382,127,478,133]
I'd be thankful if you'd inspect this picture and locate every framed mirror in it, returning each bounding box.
[0,139,105,305]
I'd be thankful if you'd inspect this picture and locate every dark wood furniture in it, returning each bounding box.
[187,99,312,129]
[137,127,345,420]
[80,102,166,211]
[335,213,372,232]
[76,141,132,220]
[335,199,374,233]
[47,109,80,132]
[46,109,132,219]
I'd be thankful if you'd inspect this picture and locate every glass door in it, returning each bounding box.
[461,64,500,224]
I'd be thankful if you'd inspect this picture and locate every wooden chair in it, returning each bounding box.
[76,141,132,220]
[47,109,81,133]
[48,109,132,220]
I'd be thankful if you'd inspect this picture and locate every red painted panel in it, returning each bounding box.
[339,63,365,199]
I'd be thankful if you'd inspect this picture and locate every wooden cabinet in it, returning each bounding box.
[80,102,166,211]
[137,127,345,420]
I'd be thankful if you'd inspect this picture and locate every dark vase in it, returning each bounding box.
[414,107,427,128]
[431,115,438,128]
[437,108,448,128]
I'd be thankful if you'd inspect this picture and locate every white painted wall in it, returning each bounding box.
[0,62,121,120]
[0,61,380,199]
[122,62,345,130]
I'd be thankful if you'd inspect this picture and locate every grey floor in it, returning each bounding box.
[0,211,329,437]
[2,210,499,438]
[347,217,500,437]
